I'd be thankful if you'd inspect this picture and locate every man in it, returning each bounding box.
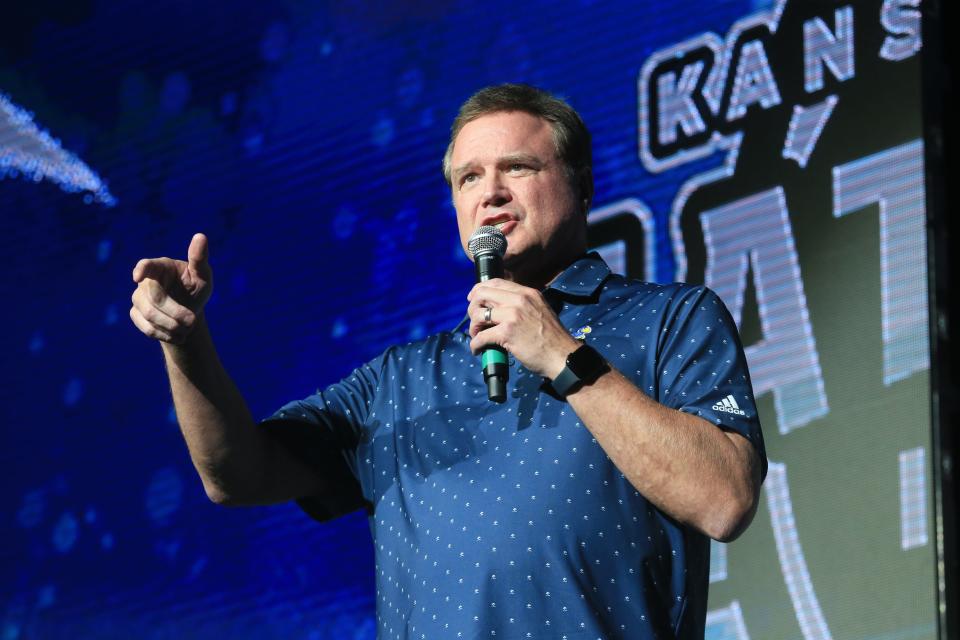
[131,84,766,639]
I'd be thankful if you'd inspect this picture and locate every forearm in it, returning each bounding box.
[566,367,761,541]
[465,278,761,539]
[161,316,284,504]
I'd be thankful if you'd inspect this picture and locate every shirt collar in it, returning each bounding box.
[452,252,611,333]
[544,252,611,300]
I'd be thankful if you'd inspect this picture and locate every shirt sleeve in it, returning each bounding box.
[259,353,384,522]
[655,284,767,481]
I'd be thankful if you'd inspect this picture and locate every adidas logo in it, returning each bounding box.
[712,394,746,416]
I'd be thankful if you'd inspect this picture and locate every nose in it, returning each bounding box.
[481,171,511,208]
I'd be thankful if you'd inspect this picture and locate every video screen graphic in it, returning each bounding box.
[0,1,934,638]
[637,1,931,637]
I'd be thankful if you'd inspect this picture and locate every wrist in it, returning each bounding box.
[548,343,610,398]
[161,313,209,357]
[543,336,581,379]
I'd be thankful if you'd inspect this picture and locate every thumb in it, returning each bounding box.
[187,233,211,277]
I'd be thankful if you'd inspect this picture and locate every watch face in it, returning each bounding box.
[568,345,605,378]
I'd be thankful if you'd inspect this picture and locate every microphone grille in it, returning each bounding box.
[468,225,507,258]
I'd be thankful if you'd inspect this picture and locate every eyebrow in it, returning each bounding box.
[451,162,478,182]
[452,153,545,181]
[499,153,542,167]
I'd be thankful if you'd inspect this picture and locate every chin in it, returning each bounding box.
[502,249,527,269]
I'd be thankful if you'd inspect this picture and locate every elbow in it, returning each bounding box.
[200,462,280,507]
[709,505,755,543]
[203,482,236,506]
[197,458,264,507]
[705,442,763,542]
[202,477,251,507]
[704,484,760,543]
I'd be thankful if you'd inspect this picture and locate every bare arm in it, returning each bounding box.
[565,367,761,541]
[467,278,762,542]
[131,234,323,506]
[159,318,325,505]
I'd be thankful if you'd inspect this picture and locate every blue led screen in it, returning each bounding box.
[0,1,935,638]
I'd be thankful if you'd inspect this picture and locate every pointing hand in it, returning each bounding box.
[130,233,213,344]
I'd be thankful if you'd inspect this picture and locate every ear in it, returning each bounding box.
[578,167,594,215]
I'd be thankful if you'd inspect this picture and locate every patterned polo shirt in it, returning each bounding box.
[262,253,766,640]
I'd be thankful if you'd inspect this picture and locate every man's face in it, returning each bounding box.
[449,111,585,279]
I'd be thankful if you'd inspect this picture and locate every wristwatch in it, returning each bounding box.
[549,344,610,398]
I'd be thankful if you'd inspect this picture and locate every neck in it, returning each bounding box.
[505,249,583,291]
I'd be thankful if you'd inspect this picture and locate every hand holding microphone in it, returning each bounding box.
[468,226,509,402]
[467,227,585,401]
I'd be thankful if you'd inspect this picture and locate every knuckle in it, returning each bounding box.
[148,284,166,305]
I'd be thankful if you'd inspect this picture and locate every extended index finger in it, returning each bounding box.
[132,257,179,283]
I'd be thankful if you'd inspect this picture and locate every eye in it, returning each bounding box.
[508,163,527,172]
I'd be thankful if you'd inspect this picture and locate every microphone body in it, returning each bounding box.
[468,226,509,403]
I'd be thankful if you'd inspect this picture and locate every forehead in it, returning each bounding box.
[451,111,556,165]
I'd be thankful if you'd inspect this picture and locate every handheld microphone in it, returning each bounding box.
[468,225,508,403]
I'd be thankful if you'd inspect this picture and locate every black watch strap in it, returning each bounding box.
[550,344,609,398]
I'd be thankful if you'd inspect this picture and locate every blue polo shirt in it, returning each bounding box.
[263,253,766,639]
